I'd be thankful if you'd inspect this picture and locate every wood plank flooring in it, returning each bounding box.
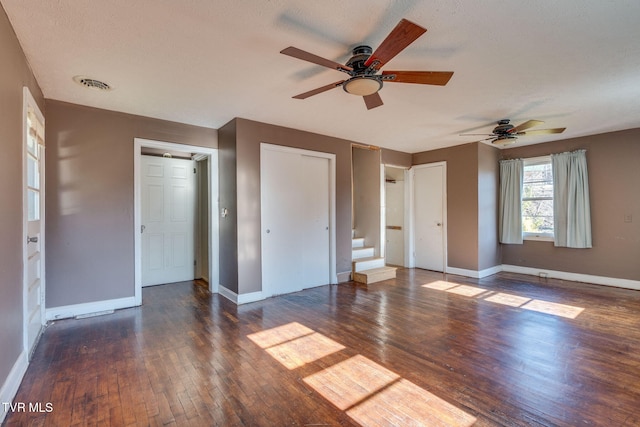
[5,269,640,426]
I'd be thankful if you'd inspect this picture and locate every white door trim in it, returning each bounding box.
[134,138,219,305]
[260,143,337,286]
[408,161,448,272]
[22,87,45,356]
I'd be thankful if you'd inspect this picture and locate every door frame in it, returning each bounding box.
[22,87,45,355]
[259,143,337,296]
[408,161,448,271]
[134,138,219,305]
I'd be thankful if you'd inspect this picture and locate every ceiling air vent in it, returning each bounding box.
[73,75,113,91]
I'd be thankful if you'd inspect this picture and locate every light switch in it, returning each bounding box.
[624,213,632,223]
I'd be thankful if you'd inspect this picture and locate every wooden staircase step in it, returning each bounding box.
[352,246,375,259]
[352,257,385,272]
[353,266,397,284]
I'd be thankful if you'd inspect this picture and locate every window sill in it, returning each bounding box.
[523,234,554,242]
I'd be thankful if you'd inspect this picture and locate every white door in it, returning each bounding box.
[23,88,45,356]
[413,163,446,272]
[261,146,330,297]
[141,156,196,286]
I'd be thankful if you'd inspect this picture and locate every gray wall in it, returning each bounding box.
[218,118,354,295]
[381,147,412,168]
[478,143,501,270]
[353,146,382,255]
[45,100,217,307]
[413,143,480,270]
[0,2,45,400]
[501,129,640,281]
[218,120,239,293]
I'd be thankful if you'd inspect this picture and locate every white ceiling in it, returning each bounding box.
[3,0,640,153]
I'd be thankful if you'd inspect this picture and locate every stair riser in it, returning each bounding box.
[352,238,365,248]
[352,247,375,259]
[353,258,385,272]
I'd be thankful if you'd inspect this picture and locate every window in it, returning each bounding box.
[522,157,553,239]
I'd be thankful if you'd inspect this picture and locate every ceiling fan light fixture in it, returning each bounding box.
[493,136,518,146]
[343,76,382,96]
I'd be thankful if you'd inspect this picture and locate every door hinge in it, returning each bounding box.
[194,260,197,266]
[194,168,197,174]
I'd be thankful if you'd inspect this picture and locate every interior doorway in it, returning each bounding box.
[411,162,447,272]
[260,143,336,297]
[384,166,407,267]
[134,139,218,305]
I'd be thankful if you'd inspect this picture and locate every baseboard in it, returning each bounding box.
[218,286,264,305]
[502,265,640,291]
[337,271,352,283]
[45,296,138,321]
[0,350,28,424]
[446,266,500,279]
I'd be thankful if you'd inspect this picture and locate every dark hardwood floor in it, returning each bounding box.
[5,269,640,426]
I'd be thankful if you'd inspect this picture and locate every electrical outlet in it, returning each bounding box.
[539,272,548,278]
[624,214,632,223]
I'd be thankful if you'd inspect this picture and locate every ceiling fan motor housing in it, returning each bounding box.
[346,45,374,73]
[493,120,515,135]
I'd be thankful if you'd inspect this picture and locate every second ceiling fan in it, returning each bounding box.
[280,19,454,110]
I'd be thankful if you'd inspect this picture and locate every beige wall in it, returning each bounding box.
[353,146,382,255]
[45,100,217,307]
[0,3,45,399]
[218,118,354,295]
[381,147,412,168]
[478,143,502,270]
[501,129,640,281]
[413,143,480,270]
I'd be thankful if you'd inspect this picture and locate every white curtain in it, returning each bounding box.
[499,159,523,244]
[551,150,592,248]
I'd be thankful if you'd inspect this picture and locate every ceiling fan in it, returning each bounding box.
[461,119,566,145]
[280,19,454,110]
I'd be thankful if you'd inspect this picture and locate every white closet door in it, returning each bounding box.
[413,163,446,272]
[141,156,196,286]
[261,147,330,297]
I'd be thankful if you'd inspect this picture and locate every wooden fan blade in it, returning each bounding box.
[364,19,427,70]
[281,47,353,73]
[510,119,544,133]
[517,128,566,136]
[382,70,454,85]
[363,92,384,110]
[292,80,346,99]
[460,133,495,136]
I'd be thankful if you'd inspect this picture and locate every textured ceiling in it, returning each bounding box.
[3,0,640,153]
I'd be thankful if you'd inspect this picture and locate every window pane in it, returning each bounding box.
[28,189,40,221]
[522,160,554,236]
[27,154,40,189]
[522,199,553,234]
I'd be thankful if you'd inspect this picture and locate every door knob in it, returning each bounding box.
[266,229,271,233]
[27,236,38,243]
[436,223,442,227]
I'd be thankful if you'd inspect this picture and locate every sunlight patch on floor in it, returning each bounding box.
[303,355,399,410]
[264,332,345,370]
[445,284,489,297]
[347,378,477,427]
[249,324,477,426]
[247,322,314,349]
[421,281,585,318]
[248,322,345,369]
[522,299,585,319]
[484,292,532,307]
[422,280,458,291]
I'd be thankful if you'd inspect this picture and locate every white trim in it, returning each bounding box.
[0,351,28,424]
[45,296,137,321]
[446,265,503,279]
[22,87,46,356]
[218,286,265,305]
[259,143,338,295]
[409,162,448,272]
[502,265,640,291]
[134,138,219,305]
